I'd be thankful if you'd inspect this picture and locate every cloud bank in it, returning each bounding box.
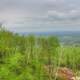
[0,0,80,32]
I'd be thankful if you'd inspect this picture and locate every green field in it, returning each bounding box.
[0,28,80,80]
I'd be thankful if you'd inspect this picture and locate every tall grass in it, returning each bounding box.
[57,46,80,71]
[0,28,80,80]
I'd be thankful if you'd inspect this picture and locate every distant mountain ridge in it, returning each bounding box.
[21,31,80,36]
[20,31,80,46]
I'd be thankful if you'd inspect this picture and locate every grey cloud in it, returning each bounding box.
[0,0,80,32]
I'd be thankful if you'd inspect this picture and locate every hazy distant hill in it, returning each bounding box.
[21,31,80,46]
[21,31,80,36]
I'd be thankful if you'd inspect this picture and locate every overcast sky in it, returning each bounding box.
[0,0,80,33]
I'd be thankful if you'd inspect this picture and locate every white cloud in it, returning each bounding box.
[0,0,80,32]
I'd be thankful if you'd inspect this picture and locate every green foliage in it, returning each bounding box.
[0,29,60,80]
[0,29,80,80]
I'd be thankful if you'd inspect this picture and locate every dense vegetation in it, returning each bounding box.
[0,27,80,80]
